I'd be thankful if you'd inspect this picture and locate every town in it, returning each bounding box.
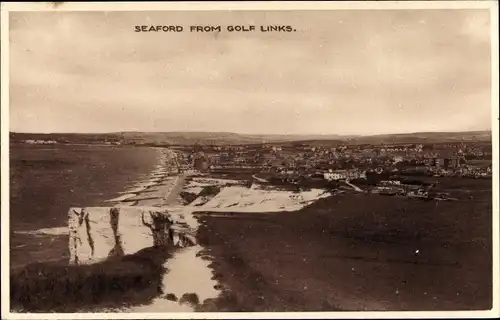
[162,140,492,200]
[19,137,493,188]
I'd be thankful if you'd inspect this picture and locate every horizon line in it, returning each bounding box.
[8,129,492,138]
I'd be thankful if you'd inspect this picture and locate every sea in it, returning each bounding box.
[9,143,161,269]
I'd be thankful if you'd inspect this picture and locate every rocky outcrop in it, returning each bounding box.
[68,206,196,265]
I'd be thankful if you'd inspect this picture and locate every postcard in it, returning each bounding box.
[1,1,498,319]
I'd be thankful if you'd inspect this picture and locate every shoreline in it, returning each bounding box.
[9,145,164,270]
[10,146,224,313]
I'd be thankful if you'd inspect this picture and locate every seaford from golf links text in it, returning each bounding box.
[134,25,297,32]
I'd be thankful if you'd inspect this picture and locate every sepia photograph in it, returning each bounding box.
[1,1,499,319]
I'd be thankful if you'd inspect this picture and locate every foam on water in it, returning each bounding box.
[117,186,148,194]
[132,181,159,188]
[105,193,137,202]
[14,226,69,236]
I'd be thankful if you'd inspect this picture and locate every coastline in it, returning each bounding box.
[10,146,223,313]
[9,144,163,269]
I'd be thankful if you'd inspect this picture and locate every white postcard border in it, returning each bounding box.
[1,1,498,319]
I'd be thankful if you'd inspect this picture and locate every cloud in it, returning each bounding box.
[9,9,492,134]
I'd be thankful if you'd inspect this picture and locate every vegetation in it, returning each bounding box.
[10,247,172,312]
[198,185,221,198]
[180,191,198,205]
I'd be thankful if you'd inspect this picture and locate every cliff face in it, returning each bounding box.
[68,206,196,265]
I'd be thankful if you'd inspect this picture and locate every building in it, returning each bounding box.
[324,169,367,181]
[380,180,401,186]
[209,154,221,165]
[193,156,209,172]
[24,139,58,145]
[432,155,465,169]
[324,170,347,181]
[435,158,446,167]
[449,155,465,168]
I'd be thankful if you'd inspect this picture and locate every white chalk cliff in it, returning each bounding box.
[68,206,196,265]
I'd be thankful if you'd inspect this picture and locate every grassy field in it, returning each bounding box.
[195,177,492,311]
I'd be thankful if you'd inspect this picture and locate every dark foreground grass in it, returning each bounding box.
[196,179,492,312]
[10,247,172,312]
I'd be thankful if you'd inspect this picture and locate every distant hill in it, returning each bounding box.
[350,130,492,145]
[8,131,357,145]
[9,130,491,146]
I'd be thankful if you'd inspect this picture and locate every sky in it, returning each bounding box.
[8,9,493,135]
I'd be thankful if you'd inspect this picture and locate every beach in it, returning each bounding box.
[10,145,222,312]
[10,144,162,268]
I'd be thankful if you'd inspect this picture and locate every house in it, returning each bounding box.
[324,170,348,181]
[24,139,58,145]
[323,169,366,181]
[432,155,465,169]
[209,154,221,164]
[393,156,404,163]
[380,180,401,186]
[193,156,209,172]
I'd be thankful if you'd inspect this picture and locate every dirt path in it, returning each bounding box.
[345,179,364,192]
[163,174,186,206]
